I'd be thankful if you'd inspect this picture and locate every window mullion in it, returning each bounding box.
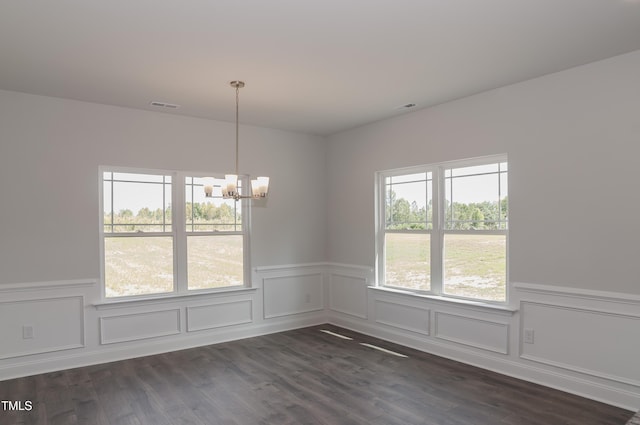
[431,167,444,295]
[174,172,187,294]
[376,173,386,286]
[110,174,114,233]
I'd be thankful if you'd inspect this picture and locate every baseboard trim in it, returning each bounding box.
[0,314,326,382]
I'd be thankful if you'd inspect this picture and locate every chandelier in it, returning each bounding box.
[203,81,269,201]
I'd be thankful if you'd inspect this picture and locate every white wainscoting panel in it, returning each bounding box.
[434,312,509,354]
[329,273,368,319]
[374,300,429,335]
[100,308,181,345]
[263,273,324,319]
[0,296,84,359]
[520,301,640,386]
[187,300,252,332]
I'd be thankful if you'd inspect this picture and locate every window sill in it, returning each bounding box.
[368,286,518,315]
[94,286,258,310]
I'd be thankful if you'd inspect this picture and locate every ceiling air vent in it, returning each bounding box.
[395,103,416,110]
[150,101,180,109]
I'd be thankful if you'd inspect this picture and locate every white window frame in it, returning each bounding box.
[99,166,251,301]
[375,154,508,304]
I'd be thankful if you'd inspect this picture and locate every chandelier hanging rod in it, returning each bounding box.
[203,81,269,201]
[231,80,243,177]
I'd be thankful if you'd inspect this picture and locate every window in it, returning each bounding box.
[377,156,508,302]
[383,171,433,291]
[185,177,244,291]
[101,169,248,299]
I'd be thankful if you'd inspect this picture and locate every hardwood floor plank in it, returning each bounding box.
[131,362,210,425]
[64,367,111,425]
[210,340,351,424]
[145,355,230,425]
[245,340,389,423]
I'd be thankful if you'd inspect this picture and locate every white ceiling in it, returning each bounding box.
[1,0,640,136]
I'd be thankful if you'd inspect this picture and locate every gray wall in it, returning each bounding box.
[4,50,638,294]
[326,49,640,294]
[0,90,327,284]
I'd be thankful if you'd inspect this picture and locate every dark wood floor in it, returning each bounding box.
[0,324,633,425]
